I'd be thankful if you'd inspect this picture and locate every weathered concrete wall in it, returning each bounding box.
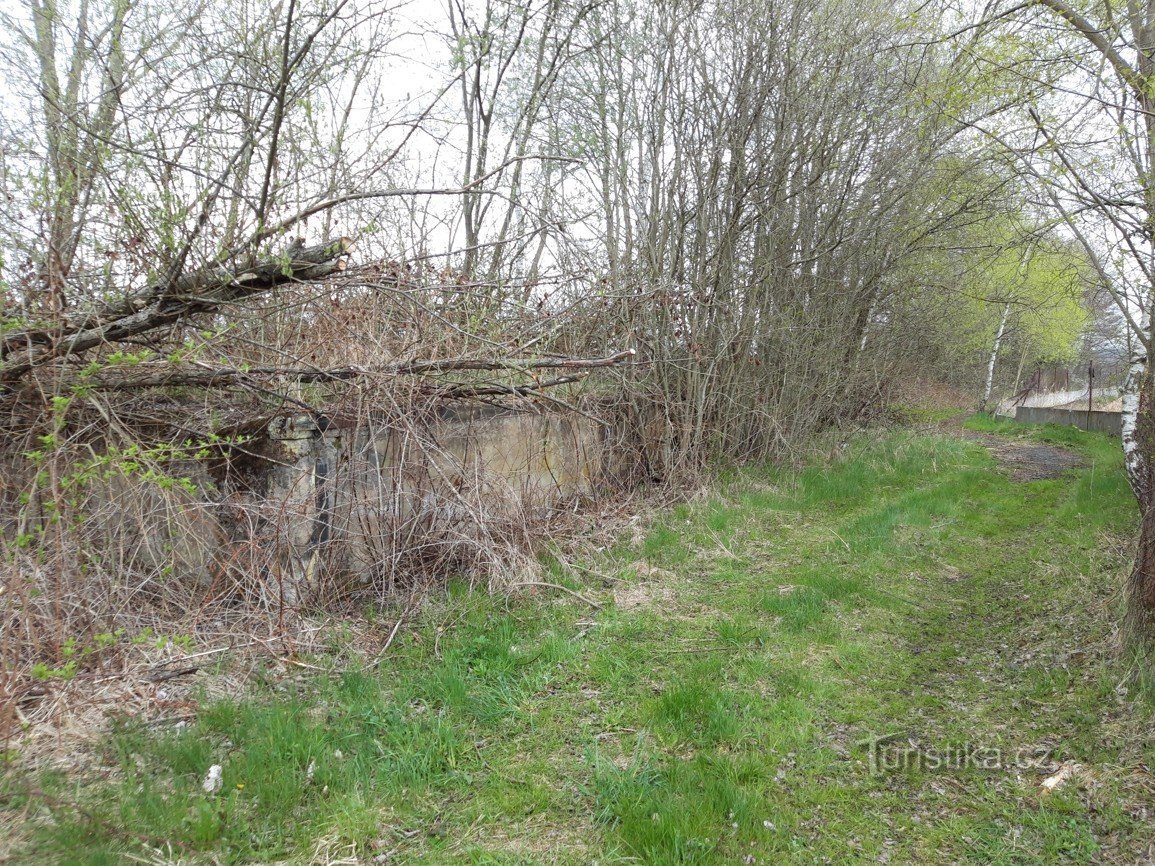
[245,406,604,597]
[995,387,1120,418]
[1014,405,1122,436]
[359,404,601,501]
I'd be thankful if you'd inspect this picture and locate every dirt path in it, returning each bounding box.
[942,412,1086,481]
[971,434,1086,481]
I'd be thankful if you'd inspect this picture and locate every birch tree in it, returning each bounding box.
[960,0,1155,657]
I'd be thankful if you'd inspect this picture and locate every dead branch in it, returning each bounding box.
[49,349,635,391]
[392,348,635,376]
[508,581,603,609]
[0,238,354,385]
[436,374,586,399]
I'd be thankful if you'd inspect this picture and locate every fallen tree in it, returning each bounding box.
[1,238,354,386]
[50,349,636,391]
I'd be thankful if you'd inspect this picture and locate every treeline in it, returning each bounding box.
[0,0,1107,672]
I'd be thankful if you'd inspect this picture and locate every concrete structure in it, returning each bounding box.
[1014,405,1122,436]
[996,386,1120,419]
[223,405,604,601]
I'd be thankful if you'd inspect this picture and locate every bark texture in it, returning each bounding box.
[1125,337,1155,650]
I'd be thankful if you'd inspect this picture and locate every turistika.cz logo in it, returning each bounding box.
[857,734,1053,775]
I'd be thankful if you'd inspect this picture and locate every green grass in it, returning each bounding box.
[3,418,1153,864]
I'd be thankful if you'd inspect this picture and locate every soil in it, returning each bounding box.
[940,412,1086,482]
[976,436,1086,481]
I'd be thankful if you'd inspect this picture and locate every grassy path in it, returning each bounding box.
[5,418,1155,864]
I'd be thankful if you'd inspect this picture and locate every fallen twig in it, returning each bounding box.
[147,665,200,683]
[508,581,603,609]
[370,605,412,669]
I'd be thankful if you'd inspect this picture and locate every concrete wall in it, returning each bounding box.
[995,387,1120,418]
[1014,405,1122,436]
[231,406,604,599]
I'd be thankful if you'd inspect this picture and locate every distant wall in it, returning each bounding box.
[995,386,1120,418]
[1014,405,1122,436]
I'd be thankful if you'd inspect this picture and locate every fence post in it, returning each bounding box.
[1087,361,1094,430]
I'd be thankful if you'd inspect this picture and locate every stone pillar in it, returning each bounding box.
[263,414,336,606]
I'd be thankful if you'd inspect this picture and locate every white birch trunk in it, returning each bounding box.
[1122,308,1150,505]
[981,302,1011,412]
[858,299,876,352]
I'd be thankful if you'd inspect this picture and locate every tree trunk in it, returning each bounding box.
[1128,484,1155,649]
[1122,311,1155,656]
[980,302,1010,413]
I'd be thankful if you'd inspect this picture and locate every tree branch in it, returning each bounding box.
[250,153,581,247]
[58,349,636,391]
[1,237,354,385]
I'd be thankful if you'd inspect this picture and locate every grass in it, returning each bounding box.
[3,417,1154,864]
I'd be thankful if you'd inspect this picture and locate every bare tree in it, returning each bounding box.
[536,0,992,475]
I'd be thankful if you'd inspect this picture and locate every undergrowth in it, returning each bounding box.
[2,419,1151,864]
